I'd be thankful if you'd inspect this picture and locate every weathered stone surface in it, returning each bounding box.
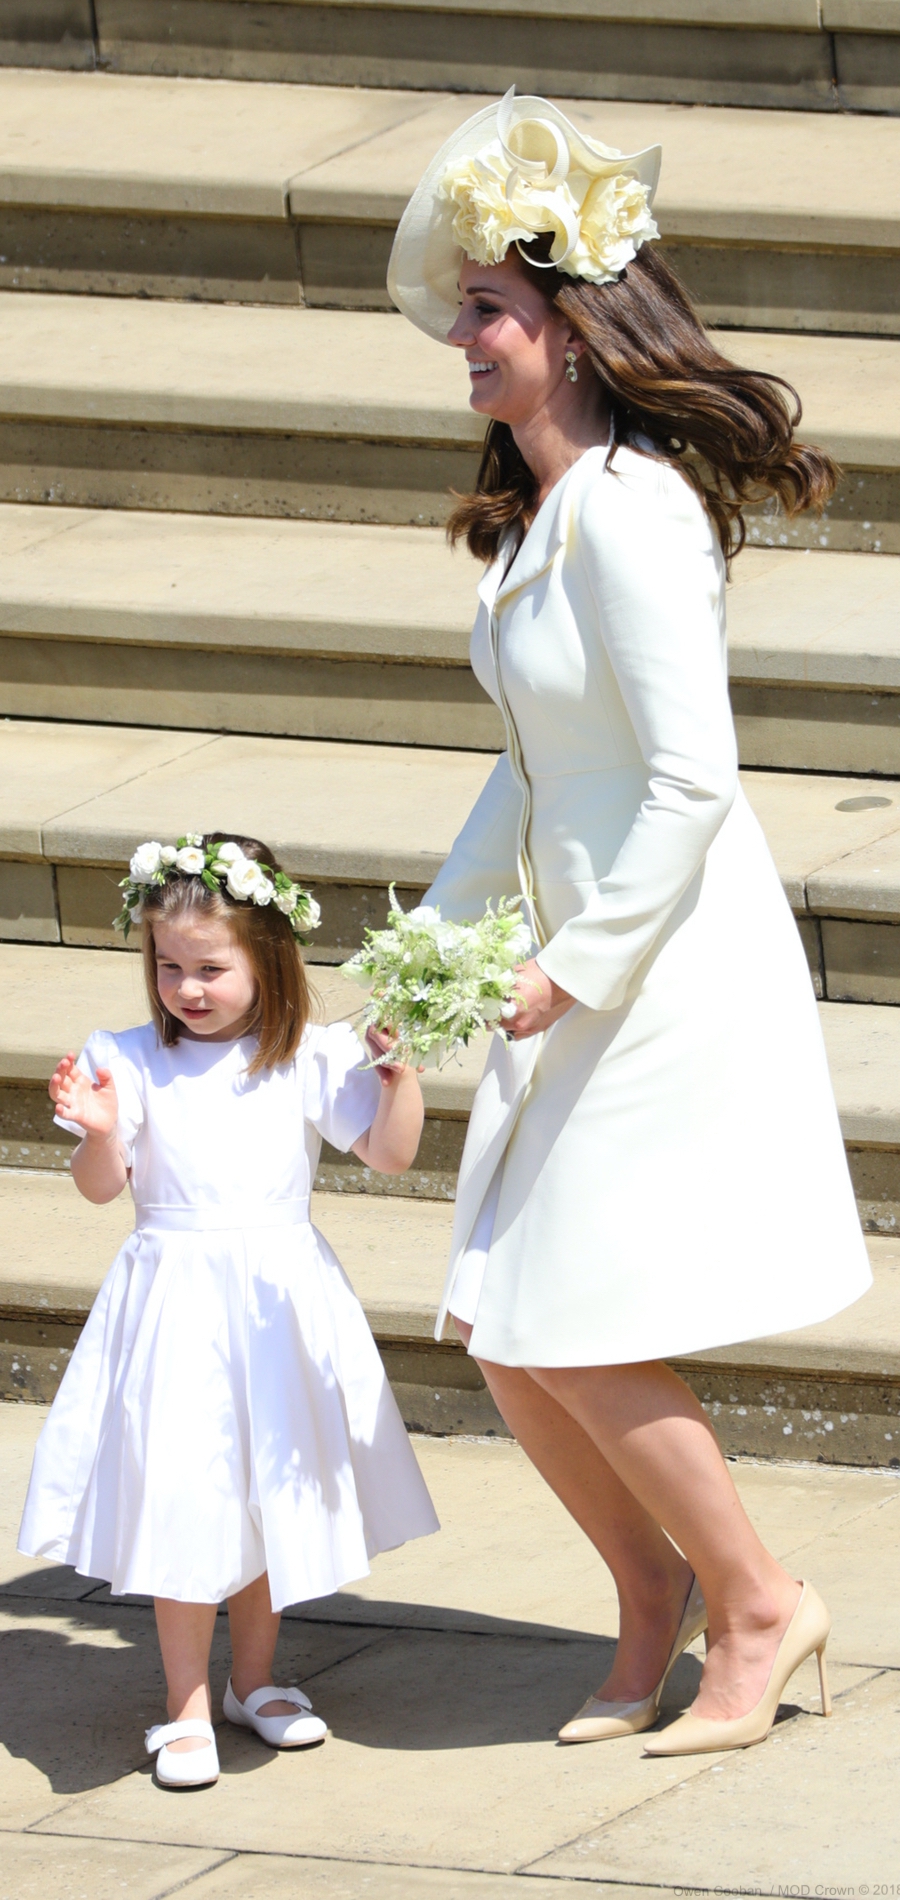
[93,0,839,109]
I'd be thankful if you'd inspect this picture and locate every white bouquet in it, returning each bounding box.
[341,888,533,1069]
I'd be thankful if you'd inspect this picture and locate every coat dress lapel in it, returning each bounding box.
[434,461,597,1341]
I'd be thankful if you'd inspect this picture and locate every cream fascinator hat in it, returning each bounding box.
[388,88,662,344]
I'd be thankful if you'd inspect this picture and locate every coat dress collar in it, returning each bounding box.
[476,438,612,620]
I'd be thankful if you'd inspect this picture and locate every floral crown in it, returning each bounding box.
[437,89,658,286]
[113,835,322,943]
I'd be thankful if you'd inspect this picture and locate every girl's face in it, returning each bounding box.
[447,252,582,427]
[154,915,257,1041]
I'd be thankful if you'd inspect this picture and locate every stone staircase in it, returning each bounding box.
[0,13,898,1465]
[7,2,900,112]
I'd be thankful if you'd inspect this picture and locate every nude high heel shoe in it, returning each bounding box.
[643,1579,831,1757]
[559,1573,707,1743]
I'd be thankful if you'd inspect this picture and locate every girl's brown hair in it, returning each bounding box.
[448,242,838,568]
[140,833,315,1073]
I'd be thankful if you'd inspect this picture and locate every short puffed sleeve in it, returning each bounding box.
[53,1028,145,1168]
[302,1022,382,1153]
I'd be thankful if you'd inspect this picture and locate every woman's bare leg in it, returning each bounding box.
[455,1318,693,1702]
[154,1598,218,1752]
[527,1358,801,1721]
[228,1572,298,1718]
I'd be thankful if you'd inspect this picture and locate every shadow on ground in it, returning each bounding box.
[0,1564,706,1792]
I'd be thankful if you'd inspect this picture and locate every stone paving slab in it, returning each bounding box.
[0,1834,231,1898]
[291,89,900,250]
[0,942,898,1141]
[0,945,483,1113]
[177,1860,657,1900]
[1,1407,897,1887]
[1,509,896,695]
[0,291,895,468]
[1,1169,896,1378]
[727,547,900,691]
[35,731,495,888]
[0,291,484,443]
[0,506,479,662]
[6,70,899,248]
[6,719,900,921]
[533,1665,900,1890]
[0,70,435,217]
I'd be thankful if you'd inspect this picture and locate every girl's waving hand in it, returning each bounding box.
[50,1052,128,1203]
[50,1051,119,1137]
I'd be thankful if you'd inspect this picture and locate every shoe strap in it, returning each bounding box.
[145,1718,215,1753]
[241,1684,313,1718]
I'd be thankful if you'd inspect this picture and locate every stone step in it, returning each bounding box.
[0,292,896,550]
[7,717,900,1001]
[5,0,897,115]
[0,944,480,1196]
[2,934,900,1233]
[2,71,898,333]
[0,508,898,774]
[0,1169,896,1464]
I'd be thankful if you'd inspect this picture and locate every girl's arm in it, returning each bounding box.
[351,1031,424,1176]
[49,1052,129,1204]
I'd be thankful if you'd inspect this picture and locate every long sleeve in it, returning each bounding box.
[536,460,738,1013]
[424,751,523,924]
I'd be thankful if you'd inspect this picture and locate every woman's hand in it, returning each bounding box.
[504,958,576,1039]
[49,1053,119,1135]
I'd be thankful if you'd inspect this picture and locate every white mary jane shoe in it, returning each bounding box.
[145,1718,219,1788]
[223,1677,327,1749]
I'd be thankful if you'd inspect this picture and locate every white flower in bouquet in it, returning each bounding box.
[340,887,533,1069]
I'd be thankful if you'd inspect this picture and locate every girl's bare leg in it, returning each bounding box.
[228,1572,298,1718]
[454,1318,693,1703]
[154,1598,218,1752]
[527,1358,802,1721]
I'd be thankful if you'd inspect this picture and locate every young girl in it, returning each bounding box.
[18,832,439,1789]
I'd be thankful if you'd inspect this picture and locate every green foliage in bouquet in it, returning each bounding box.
[341,888,533,1069]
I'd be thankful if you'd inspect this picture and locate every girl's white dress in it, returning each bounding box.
[18,1022,439,1610]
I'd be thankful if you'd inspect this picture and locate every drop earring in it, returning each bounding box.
[565,350,579,383]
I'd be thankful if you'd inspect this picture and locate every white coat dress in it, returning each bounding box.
[426,443,871,1368]
[18,1021,439,1609]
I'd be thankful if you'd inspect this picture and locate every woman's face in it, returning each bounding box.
[447,252,582,428]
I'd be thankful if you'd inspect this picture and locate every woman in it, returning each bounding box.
[387,91,872,1757]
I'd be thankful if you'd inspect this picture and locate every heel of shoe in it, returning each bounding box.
[816,1642,832,1718]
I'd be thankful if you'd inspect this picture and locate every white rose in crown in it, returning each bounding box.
[303,894,322,929]
[175,845,206,874]
[129,841,164,882]
[225,855,268,901]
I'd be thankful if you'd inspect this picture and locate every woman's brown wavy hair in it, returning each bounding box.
[140,833,316,1073]
[448,241,838,569]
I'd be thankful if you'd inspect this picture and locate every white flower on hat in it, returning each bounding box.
[388,89,661,342]
[304,894,322,928]
[129,841,164,882]
[567,172,659,283]
[273,885,297,916]
[439,149,534,267]
[175,845,206,874]
[213,841,242,865]
[160,844,178,867]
